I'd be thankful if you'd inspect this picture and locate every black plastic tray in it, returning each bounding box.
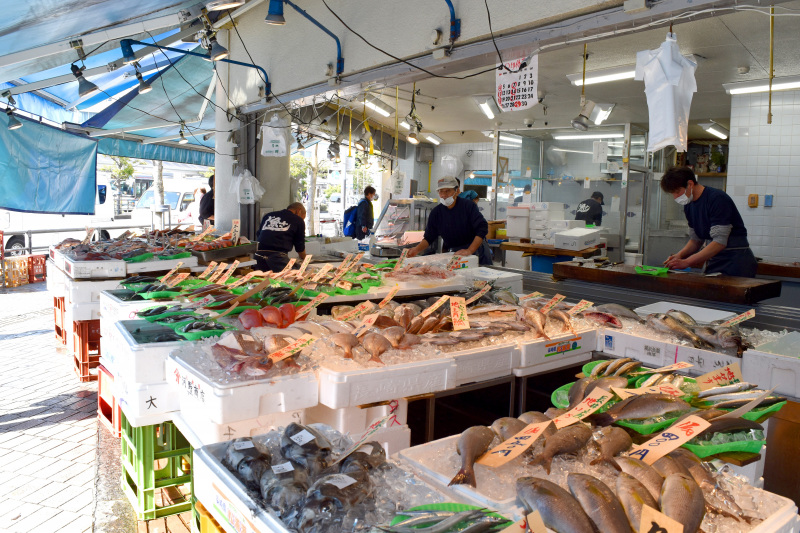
[189,243,257,262]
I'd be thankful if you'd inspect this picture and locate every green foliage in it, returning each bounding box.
[100,156,145,192]
[325,184,341,199]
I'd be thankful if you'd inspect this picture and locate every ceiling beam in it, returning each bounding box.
[141,129,215,145]
[87,117,203,138]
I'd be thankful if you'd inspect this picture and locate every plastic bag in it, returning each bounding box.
[440,155,463,178]
[260,114,291,157]
[229,169,265,204]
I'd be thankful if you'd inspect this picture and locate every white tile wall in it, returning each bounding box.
[728,91,800,262]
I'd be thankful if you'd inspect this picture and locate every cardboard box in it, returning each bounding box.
[554,228,602,251]
[487,220,505,239]
[530,202,564,211]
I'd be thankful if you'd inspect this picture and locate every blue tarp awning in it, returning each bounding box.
[98,138,214,167]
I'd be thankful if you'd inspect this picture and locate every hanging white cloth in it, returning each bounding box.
[635,32,697,152]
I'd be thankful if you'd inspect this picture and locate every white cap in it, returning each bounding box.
[436,176,459,190]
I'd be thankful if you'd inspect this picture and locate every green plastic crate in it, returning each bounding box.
[120,412,193,520]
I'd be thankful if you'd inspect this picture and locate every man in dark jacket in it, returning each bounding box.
[255,202,307,272]
[355,186,376,240]
[198,175,215,225]
[574,191,604,226]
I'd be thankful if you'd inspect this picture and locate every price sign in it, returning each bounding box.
[347,252,365,271]
[519,291,544,301]
[268,334,315,362]
[339,301,377,322]
[632,361,693,376]
[206,262,228,283]
[612,384,685,400]
[328,269,348,287]
[164,272,190,288]
[568,300,594,316]
[393,249,409,271]
[273,258,296,278]
[552,389,612,429]
[420,295,450,318]
[476,421,552,467]
[217,260,240,284]
[230,219,241,246]
[311,264,334,283]
[295,293,330,318]
[697,362,744,391]
[379,285,401,308]
[465,283,492,305]
[197,261,218,280]
[81,227,95,244]
[336,254,354,275]
[450,297,470,331]
[332,414,393,466]
[159,262,185,285]
[298,254,313,273]
[639,505,684,533]
[193,225,215,241]
[722,309,756,327]
[353,313,381,338]
[539,294,566,314]
[229,271,259,289]
[626,415,711,465]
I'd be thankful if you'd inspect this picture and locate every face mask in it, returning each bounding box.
[674,185,692,205]
[440,196,455,207]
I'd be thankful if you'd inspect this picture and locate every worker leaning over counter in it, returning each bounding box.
[661,166,757,277]
[407,177,492,265]
[255,202,307,272]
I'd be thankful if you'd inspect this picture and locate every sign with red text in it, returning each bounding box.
[626,415,711,465]
[553,389,612,429]
[496,54,539,112]
[476,421,552,467]
[697,362,744,391]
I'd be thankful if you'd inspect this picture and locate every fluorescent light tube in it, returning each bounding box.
[553,133,624,140]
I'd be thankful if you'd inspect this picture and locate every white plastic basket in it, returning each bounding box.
[112,320,194,384]
[63,256,126,279]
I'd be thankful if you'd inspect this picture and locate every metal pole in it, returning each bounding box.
[616,123,632,263]
[491,129,500,220]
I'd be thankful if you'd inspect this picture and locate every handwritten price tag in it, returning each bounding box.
[420,295,450,318]
[697,362,744,391]
[298,254,313,273]
[568,299,594,316]
[640,505,684,533]
[450,297,470,331]
[164,272,190,288]
[394,249,409,271]
[353,313,381,337]
[218,260,240,284]
[626,415,711,465]
[465,283,492,305]
[295,293,330,318]
[339,301,377,322]
[159,262,185,285]
[206,262,228,283]
[274,258,297,278]
[197,261,218,280]
[230,219,241,245]
[81,226,95,244]
[612,383,685,400]
[446,254,462,270]
[332,414,393,466]
[632,361,693,375]
[311,263,334,283]
[539,294,566,314]
[268,334,315,362]
[519,292,544,301]
[336,254,354,275]
[347,252,365,271]
[553,389,612,429]
[229,271,259,289]
[193,225,215,241]
[477,421,552,467]
[379,285,400,308]
[722,309,756,327]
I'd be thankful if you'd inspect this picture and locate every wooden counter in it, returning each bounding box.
[552,262,781,304]
[500,242,601,258]
[757,261,800,279]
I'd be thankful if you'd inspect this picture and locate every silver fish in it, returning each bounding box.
[667,309,698,326]
[448,426,495,487]
[595,303,644,323]
[594,394,691,426]
[659,473,706,533]
[516,477,596,533]
[617,472,658,533]
[590,360,615,378]
[567,473,632,533]
[647,313,714,350]
[605,357,633,375]
[614,361,642,376]
[617,456,664,502]
[697,382,758,398]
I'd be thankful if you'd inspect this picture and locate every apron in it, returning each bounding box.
[704,246,757,278]
[255,250,290,272]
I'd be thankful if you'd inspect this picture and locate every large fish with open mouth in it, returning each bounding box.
[646,313,714,350]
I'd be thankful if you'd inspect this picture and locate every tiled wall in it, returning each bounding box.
[431,142,523,187]
[728,90,800,262]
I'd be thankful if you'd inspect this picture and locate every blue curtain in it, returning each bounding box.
[98,138,214,167]
[0,112,97,214]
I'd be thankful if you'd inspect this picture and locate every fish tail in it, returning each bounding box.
[589,456,621,471]
[369,354,385,365]
[541,331,551,341]
[591,412,615,427]
[447,466,476,487]
[528,454,553,475]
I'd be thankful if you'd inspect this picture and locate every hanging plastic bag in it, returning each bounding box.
[440,154,463,178]
[260,114,291,157]
[229,169,265,204]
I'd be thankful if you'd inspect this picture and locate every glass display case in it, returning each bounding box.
[369,198,438,257]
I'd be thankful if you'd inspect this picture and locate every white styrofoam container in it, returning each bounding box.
[373,424,412,457]
[514,329,596,377]
[450,342,520,386]
[530,202,564,211]
[166,351,319,425]
[598,330,668,368]
[554,228,601,251]
[461,267,523,294]
[633,302,736,324]
[507,206,531,215]
[99,290,178,327]
[530,219,583,231]
[505,217,530,239]
[530,230,557,240]
[531,238,555,246]
[122,409,176,429]
[63,257,126,280]
[530,209,566,222]
[66,277,124,305]
[318,358,457,409]
[66,300,101,321]
[743,349,800,397]
[672,344,741,377]
[710,445,766,488]
[305,400,409,436]
[126,255,199,274]
[46,260,66,296]
[49,246,66,271]
[117,380,179,419]
[111,320,192,384]
[175,408,305,448]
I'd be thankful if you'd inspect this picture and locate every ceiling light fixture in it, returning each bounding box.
[354,137,367,150]
[499,134,522,144]
[135,67,152,94]
[566,65,636,86]
[571,44,595,132]
[178,122,189,144]
[553,132,624,140]
[203,34,229,62]
[203,132,214,141]
[71,64,99,97]
[407,131,419,145]
[206,0,245,10]
[424,133,442,145]
[473,96,496,120]
[591,103,615,125]
[551,147,593,154]
[723,75,800,94]
[364,95,394,117]
[6,108,22,131]
[265,0,286,25]
[296,136,305,150]
[399,121,411,130]
[699,121,729,140]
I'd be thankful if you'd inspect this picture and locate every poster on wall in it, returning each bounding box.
[496,54,539,112]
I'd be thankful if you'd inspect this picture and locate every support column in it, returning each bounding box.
[213,57,239,234]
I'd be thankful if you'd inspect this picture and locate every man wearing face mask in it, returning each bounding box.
[661,166,757,277]
[407,176,491,265]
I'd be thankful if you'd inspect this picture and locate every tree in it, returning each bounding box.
[290,154,311,201]
[100,156,143,193]
[350,167,374,198]
[325,184,341,200]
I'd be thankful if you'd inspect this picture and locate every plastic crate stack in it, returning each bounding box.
[73,319,101,382]
[120,412,193,520]
[53,296,68,346]
[97,365,121,437]
[2,256,29,287]
[27,254,46,283]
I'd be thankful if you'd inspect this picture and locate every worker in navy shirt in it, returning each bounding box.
[255,202,307,272]
[574,191,604,226]
[408,177,491,265]
[661,167,757,277]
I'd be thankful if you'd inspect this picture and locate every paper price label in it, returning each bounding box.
[187,295,216,309]
[339,301,377,322]
[230,219,241,246]
[722,309,756,327]
[450,297,470,331]
[298,254,313,273]
[393,249,409,271]
[539,293,566,314]
[626,415,711,465]
[465,283,492,305]
[81,226,95,244]
[639,505,684,533]
[269,334,315,363]
[324,474,357,490]
[353,313,381,337]
[159,262,185,285]
[198,261,218,279]
[311,264,334,283]
[165,272,190,288]
[477,421,552,467]
[336,254,355,275]
[348,252,365,271]
[332,414,393,466]
[568,299,594,316]
[274,258,297,278]
[379,285,401,308]
[233,440,255,450]
[553,388,612,429]
[420,295,450,318]
[271,462,294,474]
[697,362,744,391]
[295,294,329,318]
[328,269,348,287]
[193,225,215,241]
[446,254,462,271]
[218,260,240,284]
[289,429,316,446]
[612,384,684,400]
[229,271,259,289]
[519,292,544,301]
[206,262,229,283]
[632,361,693,375]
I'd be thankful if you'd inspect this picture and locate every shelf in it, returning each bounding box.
[696,172,727,177]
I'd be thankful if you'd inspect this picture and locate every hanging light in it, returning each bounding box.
[363,95,394,117]
[135,69,152,94]
[178,123,189,144]
[203,34,229,62]
[265,0,286,25]
[354,138,367,151]
[473,96,496,119]
[71,64,99,97]
[424,133,442,145]
[571,43,593,131]
[6,108,22,131]
[407,131,419,145]
[699,122,729,140]
[296,136,305,150]
[206,0,245,11]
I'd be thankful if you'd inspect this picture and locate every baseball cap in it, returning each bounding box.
[436,176,459,190]
[591,191,604,205]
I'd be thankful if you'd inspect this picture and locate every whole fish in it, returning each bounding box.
[646,313,714,350]
[617,472,659,533]
[614,361,642,376]
[518,411,556,437]
[381,326,407,349]
[617,456,664,501]
[491,417,527,441]
[544,407,567,419]
[590,360,615,377]
[567,377,591,409]
[528,424,592,475]
[384,510,486,533]
[331,333,360,359]
[690,325,749,355]
[448,426,495,487]
[567,473,632,533]
[547,309,576,335]
[583,376,628,403]
[694,417,763,440]
[595,303,644,323]
[517,308,550,340]
[652,455,691,479]
[700,389,774,402]
[697,382,757,398]
[593,394,691,426]
[667,309,698,326]
[590,426,632,470]
[668,448,746,520]
[517,477,596,533]
[583,311,623,329]
[710,396,786,410]
[641,373,666,387]
[362,333,392,364]
[659,473,706,533]
[605,357,633,375]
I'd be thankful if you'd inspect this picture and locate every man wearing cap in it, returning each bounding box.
[575,191,605,226]
[408,177,491,265]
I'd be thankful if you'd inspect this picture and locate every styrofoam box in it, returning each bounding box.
[373,424,412,457]
[514,329,596,377]
[65,300,101,321]
[117,380,179,419]
[505,217,530,238]
[507,206,531,216]
[532,238,555,246]
[166,351,319,425]
[598,330,668,368]
[63,256,126,279]
[126,255,198,274]
[530,202,564,211]
[633,302,736,324]
[113,320,193,384]
[99,290,178,324]
[175,408,306,448]
[305,400,409,436]
[49,246,66,270]
[66,277,124,305]
[554,228,601,251]
[123,408,176,429]
[743,349,800,397]
[461,267,523,294]
[530,220,583,231]
[672,344,742,377]
[450,342,520,386]
[46,260,66,296]
[531,209,566,222]
[530,230,557,240]
[318,358,457,409]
